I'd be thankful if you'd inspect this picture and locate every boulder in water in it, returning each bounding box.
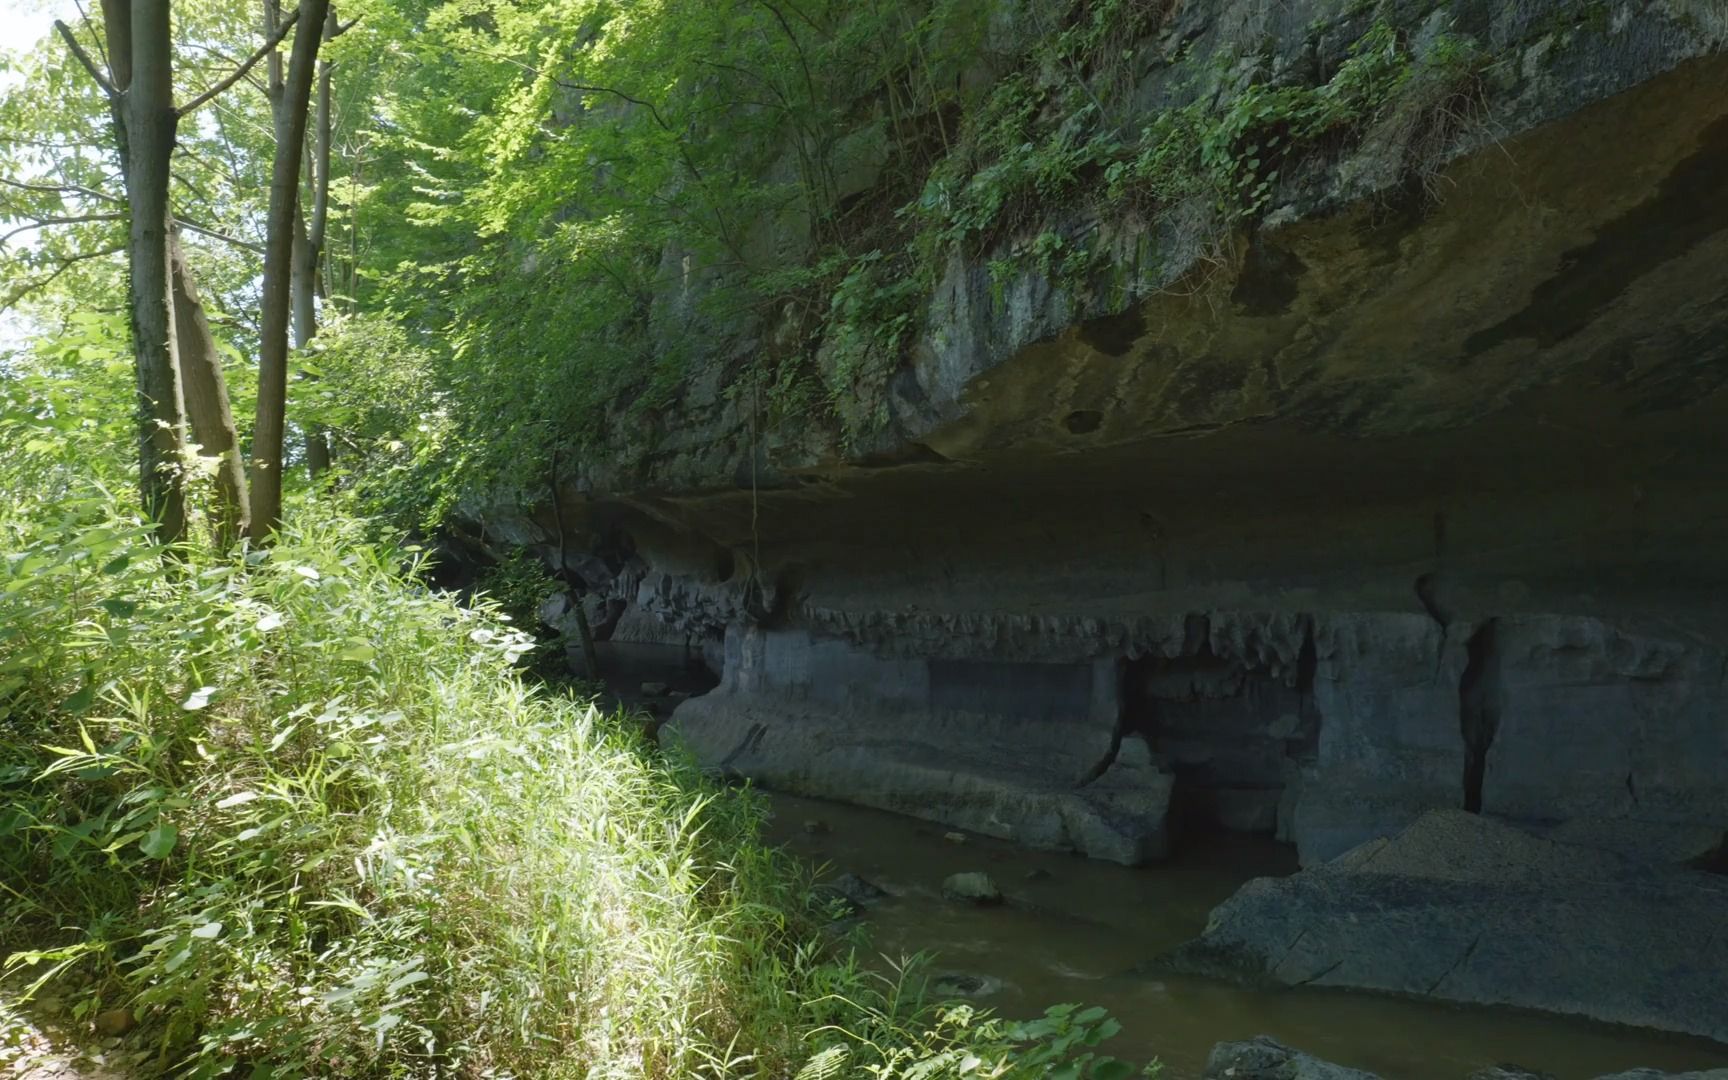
[1167,810,1728,1043]
[812,871,887,914]
[1203,1037,1379,1079]
[941,871,1002,905]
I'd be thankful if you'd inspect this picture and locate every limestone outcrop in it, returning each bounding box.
[669,624,1173,863]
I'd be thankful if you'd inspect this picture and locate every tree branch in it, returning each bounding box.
[181,43,272,98]
[0,213,125,248]
[53,19,115,97]
[2,244,124,306]
[177,9,302,117]
[71,0,114,82]
[0,178,122,205]
[174,215,264,253]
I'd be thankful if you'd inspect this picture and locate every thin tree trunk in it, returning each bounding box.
[122,0,188,545]
[571,597,600,680]
[170,224,250,547]
[550,449,601,680]
[309,10,334,262]
[292,196,332,476]
[290,202,316,348]
[299,6,337,477]
[249,0,332,541]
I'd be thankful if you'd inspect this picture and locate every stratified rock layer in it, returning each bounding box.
[670,624,1173,863]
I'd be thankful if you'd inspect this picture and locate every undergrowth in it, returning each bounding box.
[0,478,1155,1077]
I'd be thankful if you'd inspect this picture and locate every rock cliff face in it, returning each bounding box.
[480,0,1728,871]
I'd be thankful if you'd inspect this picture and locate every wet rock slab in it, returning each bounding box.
[1167,810,1728,1043]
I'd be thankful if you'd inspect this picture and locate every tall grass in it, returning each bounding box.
[0,492,808,1076]
[0,487,1151,1077]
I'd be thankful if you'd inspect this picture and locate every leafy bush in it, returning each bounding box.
[797,982,1160,1079]
[472,547,559,634]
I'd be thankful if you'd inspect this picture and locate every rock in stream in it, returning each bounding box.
[1167,811,1728,1043]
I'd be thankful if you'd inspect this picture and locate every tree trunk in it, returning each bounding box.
[121,0,188,545]
[292,198,332,477]
[249,0,333,541]
[291,203,316,348]
[170,224,250,547]
[571,595,600,680]
[299,7,338,478]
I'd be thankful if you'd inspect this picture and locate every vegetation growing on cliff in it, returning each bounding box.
[374,0,1493,474]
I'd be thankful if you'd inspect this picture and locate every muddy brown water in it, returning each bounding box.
[760,792,1728,1080]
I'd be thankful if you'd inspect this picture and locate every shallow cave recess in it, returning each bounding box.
[1121,627,1320,843]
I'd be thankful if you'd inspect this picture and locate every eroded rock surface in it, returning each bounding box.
[1166,811,1728,1042]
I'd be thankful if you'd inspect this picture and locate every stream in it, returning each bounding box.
[760,793,1728,1079]
[598,643,1728,1079]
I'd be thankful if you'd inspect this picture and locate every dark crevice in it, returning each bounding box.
[1295,616,1318,707]
[1292,615,1321,760]
[1075,306,1146,356]
[1415,573,1452,678]
[1126,616,1307,838]
[1698,835,1728,875]
[719,721,768,771]
[1182,612,1211,656]
[1427,931,1486,994]
[1079,661,1129,787]
[1294,958,1345,987]
[1414,572,1451,627]
[1458,618,1502,814]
